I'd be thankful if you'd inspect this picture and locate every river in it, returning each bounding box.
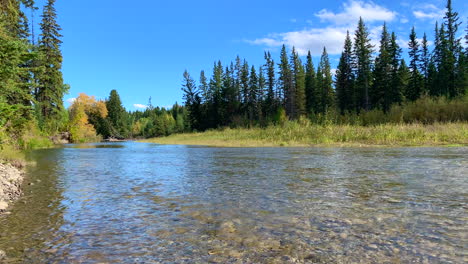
[0,142,467,263]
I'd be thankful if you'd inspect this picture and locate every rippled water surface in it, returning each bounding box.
[0,143,467,263]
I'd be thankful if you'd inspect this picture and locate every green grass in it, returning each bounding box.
[142,122,468,147]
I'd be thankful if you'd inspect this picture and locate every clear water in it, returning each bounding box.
[0,143,467,263]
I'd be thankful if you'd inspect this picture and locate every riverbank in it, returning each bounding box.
[142,122,468,147]
[0,162,24,214]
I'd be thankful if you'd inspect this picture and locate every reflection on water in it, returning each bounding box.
[0,143,467,263]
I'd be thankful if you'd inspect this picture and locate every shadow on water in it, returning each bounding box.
[0,149,68,263]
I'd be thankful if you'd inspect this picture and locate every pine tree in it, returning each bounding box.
[407,26,423,101]
[199,70,209,102]
[278,45,293,118]
[36,0,67,128]
[291,48,306,117]
[396,59,410,101]
[421,33,430,94]
[248,66,259,121]
[443,0,462,98]
[263,51,276,118]
[182,70,202,130]
[208,61,224,127]
[353,17,373,111]
[318,47,334,113]
[106,90,127,138]
[372,23,393,111]
[305,51,317,114]
[389,32,403,105]
[258,66,266,120]
[220,65,237,125]
[336,31,354,113]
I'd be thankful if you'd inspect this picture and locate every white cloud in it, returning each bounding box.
[413,10,444,20]
[247,0,398,56]
[413,4,445,20]
[133,104,148,109]
[400,18,409,24]
[66,98,76,104]
[249,27,348,56]
[247,37,283,47]
[315,0,397,25]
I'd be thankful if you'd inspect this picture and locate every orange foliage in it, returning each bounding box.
[68,93,108,143]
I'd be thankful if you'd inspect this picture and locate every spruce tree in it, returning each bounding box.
[278,45,293,117]
[407,26,423,101]
[318,47,334,113]
[248,66,259,121]
[421,33,430,94]
[443,0,462,97]
[106,90,127,138]
[291,48,306,117]
[181,71,201,130]
[389,32,403,105]
[305,51,317,114]
[396,59,410,102]
[372,23,392,111]
[37,0,67,128]
[258,66,266,120]
[336,31,354,113]
[263,51,276,118]
[353,17,373,111]
[199,70,209,102]
[208,61,223,127]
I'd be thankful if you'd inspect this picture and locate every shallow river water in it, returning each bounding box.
[0,143,467,263]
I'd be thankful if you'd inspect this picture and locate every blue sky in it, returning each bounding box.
[33,0,467,110]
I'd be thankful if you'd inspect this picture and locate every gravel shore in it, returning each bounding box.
[0,163,24,213]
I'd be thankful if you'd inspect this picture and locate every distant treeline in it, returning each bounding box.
[66,91,188,142]
[181,0,467,131]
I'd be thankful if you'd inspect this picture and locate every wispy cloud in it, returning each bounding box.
[413,3,445,20]
[133,104,148,109]
[315,0,397,25]
[246,0,397,56]
[66,98,76,104]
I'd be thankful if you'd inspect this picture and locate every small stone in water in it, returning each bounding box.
[369,244,378,249]
[340,233,348,239]
[0,201,8,210]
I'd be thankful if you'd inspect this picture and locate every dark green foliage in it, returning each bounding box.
[263,51,277,118]
[105,90,128,138]
[353,17,373,111]
[317,48,334,113]
[305,51,317,114]
[389,32,404,106]
[278,45,293,117]
[372,23,393,111]
[407,27,423,101]
[181,71,202,131]
[291,47,306,117]
[336,31,354,114]
[36,0,67,131]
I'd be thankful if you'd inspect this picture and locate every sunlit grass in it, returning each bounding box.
[142,122,468,147]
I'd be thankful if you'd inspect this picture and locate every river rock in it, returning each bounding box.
[0,163,24,213]
[220,221,236,234]
[0,249,5,259]
[0,201,8,210]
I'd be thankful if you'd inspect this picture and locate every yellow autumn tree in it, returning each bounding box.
[68,93,108,143]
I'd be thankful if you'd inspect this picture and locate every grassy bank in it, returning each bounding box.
[142,122,468,147]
